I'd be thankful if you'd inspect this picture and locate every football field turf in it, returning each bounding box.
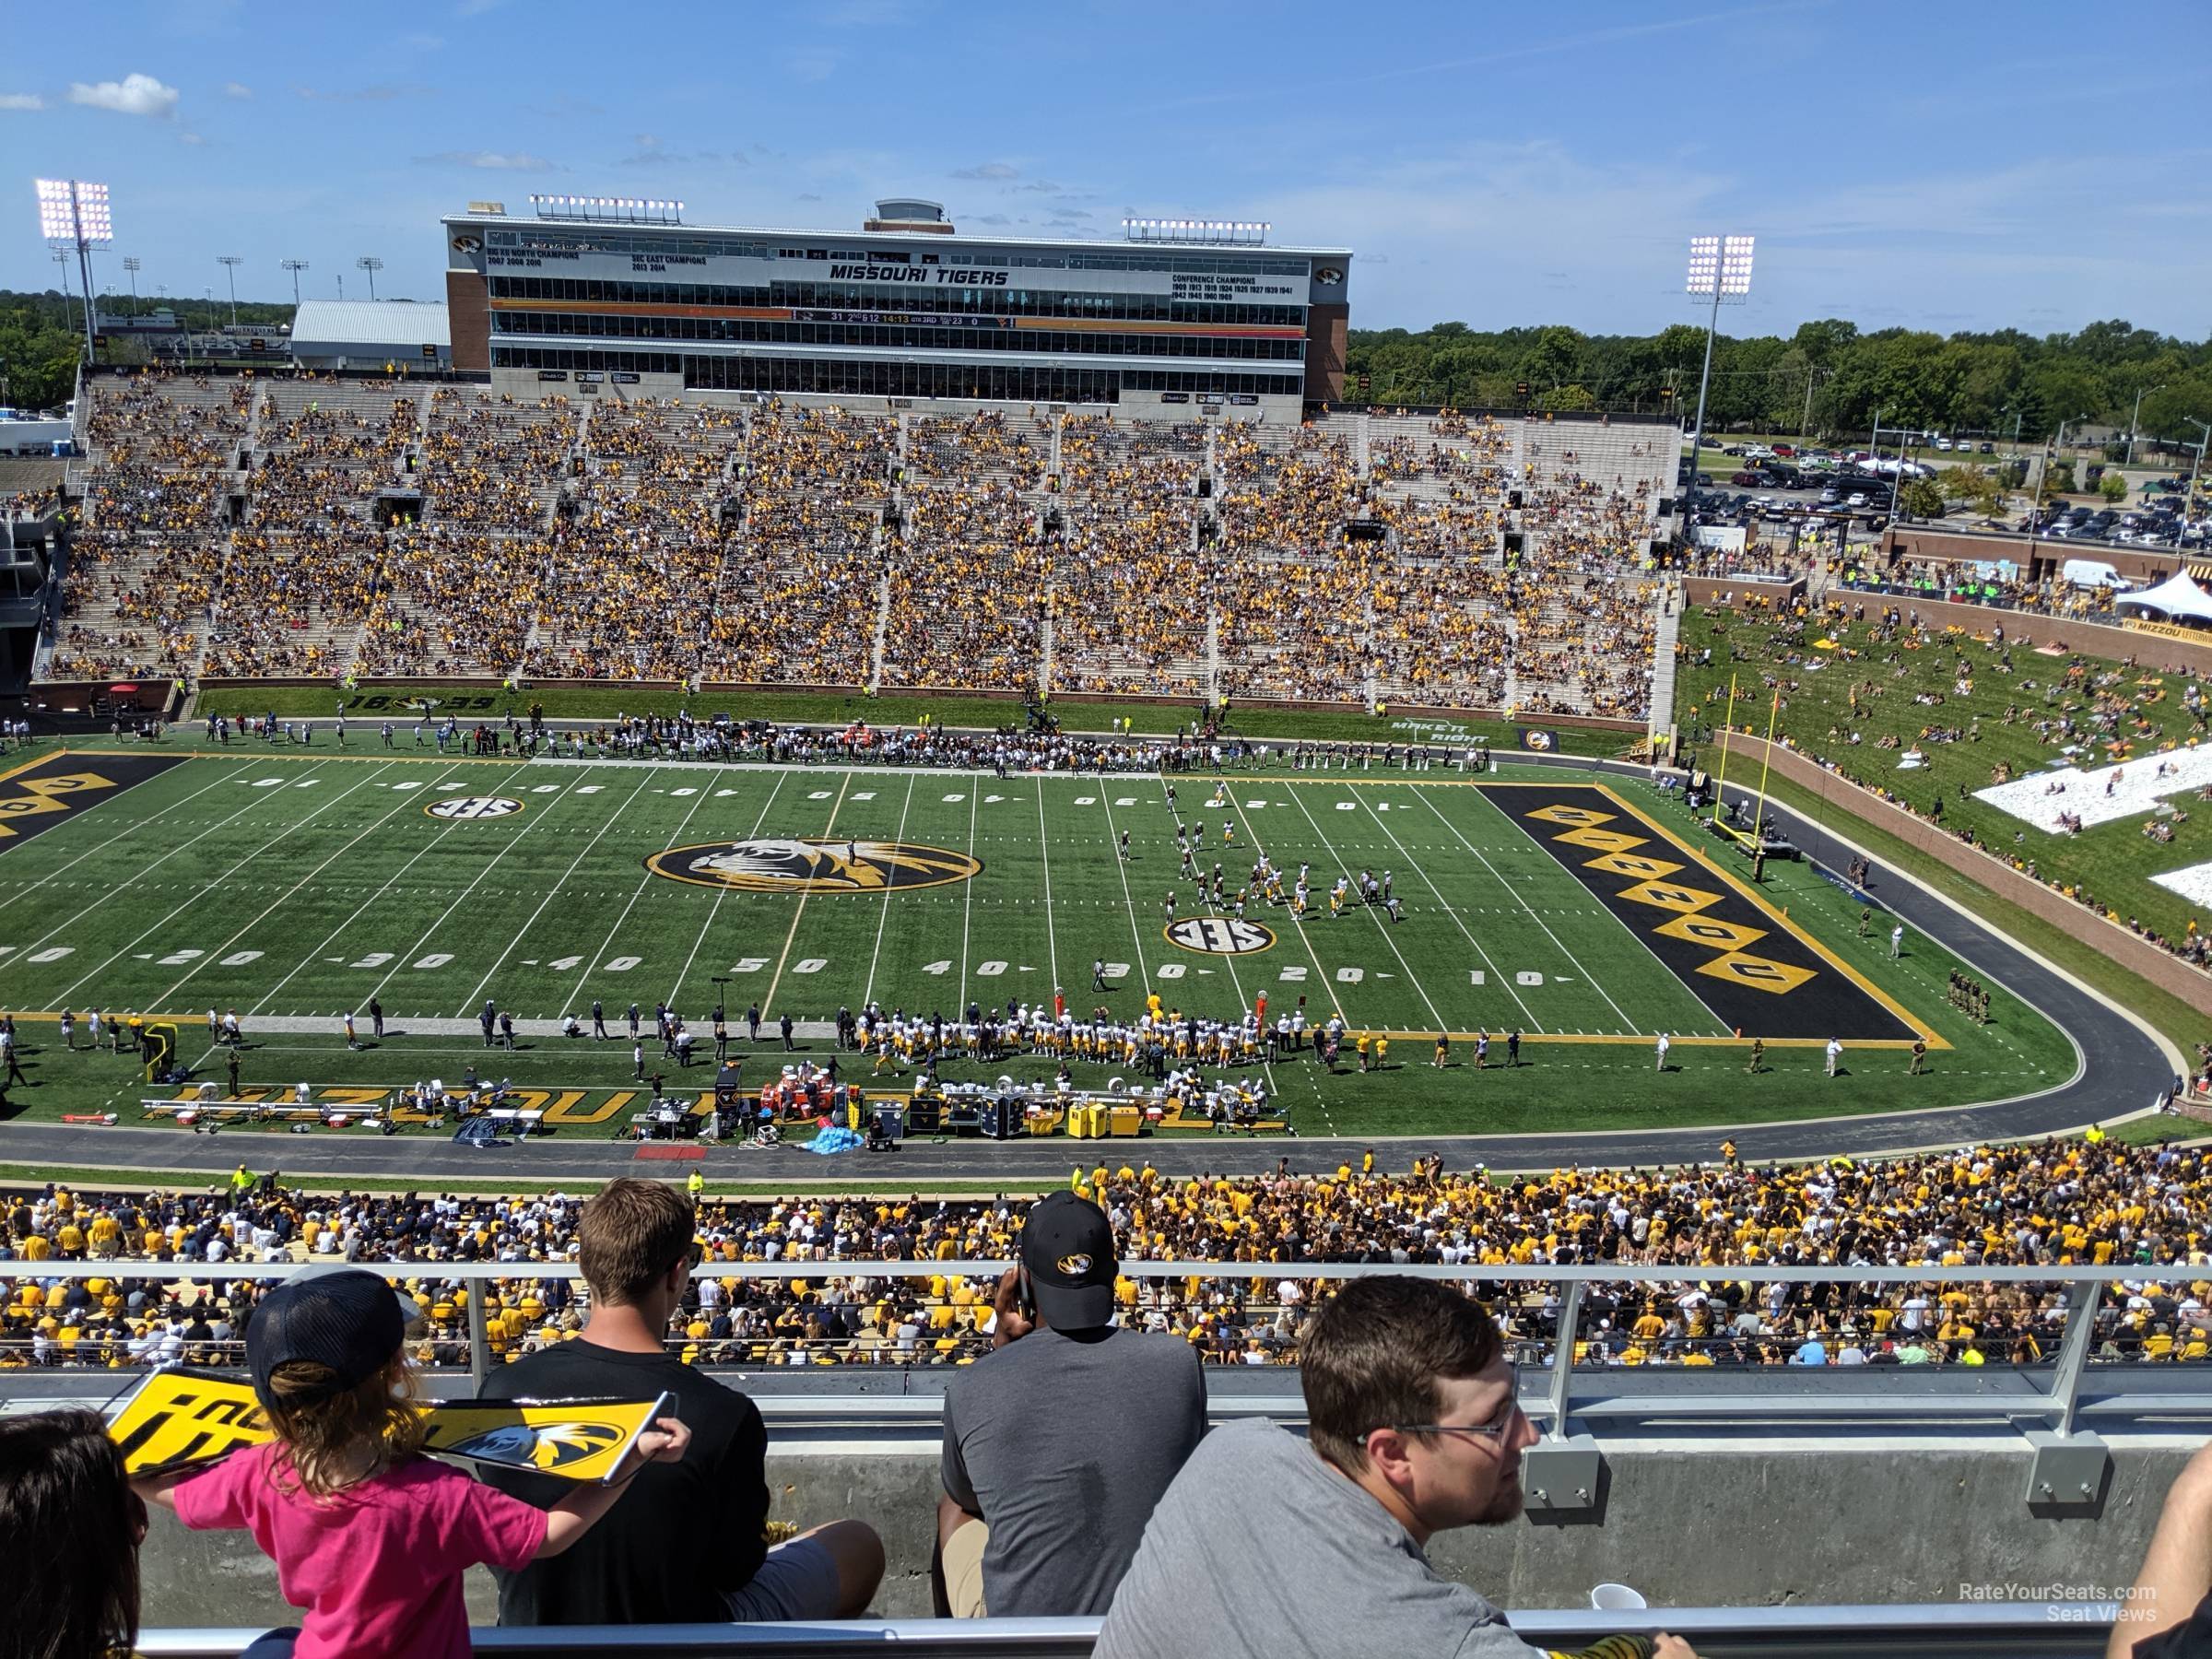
[0,745,2074,1139]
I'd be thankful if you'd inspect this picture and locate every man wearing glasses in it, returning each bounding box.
[476,1178,883,1625]
[1097,1276,1700,1658]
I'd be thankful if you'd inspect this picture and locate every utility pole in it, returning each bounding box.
[2185,418,2211,516]
[281,258,309,309]
[357,255,383,300]
[1801,366,1818,440]
[2128,384,2163,466]
[217,255,242,328]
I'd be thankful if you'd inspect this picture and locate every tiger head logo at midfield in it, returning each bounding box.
[645,838,982,894]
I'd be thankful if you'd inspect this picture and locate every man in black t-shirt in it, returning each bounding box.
[477,1178,883,1624]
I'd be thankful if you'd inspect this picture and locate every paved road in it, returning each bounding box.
[0,757,2171,1185]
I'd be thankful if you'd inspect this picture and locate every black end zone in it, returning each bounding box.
[0,752,188,853]
[1489,784,1916,1042]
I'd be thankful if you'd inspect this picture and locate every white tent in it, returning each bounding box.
[2117,571,2212,622]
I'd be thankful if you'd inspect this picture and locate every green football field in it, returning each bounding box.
[0,743,2073,1138]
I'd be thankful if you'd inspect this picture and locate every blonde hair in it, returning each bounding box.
[261,1348,427,1498]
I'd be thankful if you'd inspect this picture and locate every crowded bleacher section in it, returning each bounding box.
[42,372,1672,718]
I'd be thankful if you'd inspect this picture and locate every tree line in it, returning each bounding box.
[1344,318,2212,451]
[0,288,296,413]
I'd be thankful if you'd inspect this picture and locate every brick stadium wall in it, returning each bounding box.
[443,270,489,372]
[1304,303,1347,404]
[1879,525,2183,586]
[1815,593,2212,679]
[1712,731,2212,1018]
[1685,576,1805,606]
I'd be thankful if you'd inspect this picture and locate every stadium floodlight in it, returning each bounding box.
[217,255,242,327]
[122,254,141,317]
[1678,234,1755,532]
[357,255,383,300]
[35,179,112,360]
[282,258,309,308]
[1123,217,1271,245]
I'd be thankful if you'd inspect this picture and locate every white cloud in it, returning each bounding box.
[0,92,43,111]
[456,0,505,14]
[782,47,842,83]
[953,161,1019,181]
[222,80,252,99]
[415,149,559,170]
[179,131,205,144]
[68,73,180,117]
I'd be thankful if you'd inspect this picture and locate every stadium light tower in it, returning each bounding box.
[357,255,383,300]
[36,179,112,362]
[281,258,309,308]
[217,255,242,327]
[1680,234,1754,530]
[122,255,141,318]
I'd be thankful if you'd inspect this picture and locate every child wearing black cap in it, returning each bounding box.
[135,1269,689,1659]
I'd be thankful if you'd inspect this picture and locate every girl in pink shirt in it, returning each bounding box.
[137,1270,688,1659]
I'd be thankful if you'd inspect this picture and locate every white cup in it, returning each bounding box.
[1591,1583,1648,1611]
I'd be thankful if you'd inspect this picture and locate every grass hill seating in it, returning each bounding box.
[46,374,1672,713]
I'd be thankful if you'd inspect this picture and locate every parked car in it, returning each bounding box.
[1978,441,1995,453]
[1934,438,1953,452]
[1846,492,1867,507]
[1731,470,1760,487]
[1722,445,1747,456]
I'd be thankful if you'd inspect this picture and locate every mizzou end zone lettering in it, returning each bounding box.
[0,754,186,849]
[1501,786,1918,1042]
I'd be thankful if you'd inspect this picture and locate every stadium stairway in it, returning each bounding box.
[1648,581,1681,732]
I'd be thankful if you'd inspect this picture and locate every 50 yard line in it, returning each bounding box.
[860,771,919,1007]
[759,770,853,1018]
[1035,782,1061,999]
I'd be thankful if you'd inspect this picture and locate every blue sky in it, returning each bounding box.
[6,0,2209,338]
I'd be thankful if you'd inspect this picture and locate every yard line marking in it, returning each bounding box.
[1159,782,1286,1105]
[1277,782,1451,1032]
[597,767,782,1018]
[1350,790,1536,1030]
[354,770,593,1015]
[11,762,365,968]
[1096,780,1153,1003]
[861,771,919,1007]
[43,763,400,1009]
[658,762,745,1011]
[0,762,242,913]
[958,784,980,1013]
[1036,782,1061,997]
[153,759,486,1012]
[1437,787,1697,1034]
[243,758,492,1013]
[1205,777,1346,1024]
[761,771,853,1017]
[457,766,663,1016]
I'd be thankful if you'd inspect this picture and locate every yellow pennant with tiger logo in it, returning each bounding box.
[107,1367,671,1486]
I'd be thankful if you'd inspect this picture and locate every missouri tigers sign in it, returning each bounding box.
[645,838,982,894]
[109,1367,672,1486]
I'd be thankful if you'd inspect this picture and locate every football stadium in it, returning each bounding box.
[5,28,2212,1654]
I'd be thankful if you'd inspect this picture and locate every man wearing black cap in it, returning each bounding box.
[936,1190,1206,1618]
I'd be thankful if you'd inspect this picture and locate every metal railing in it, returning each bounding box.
[129,1604,2122,1658]
[8,1260,2206,1436]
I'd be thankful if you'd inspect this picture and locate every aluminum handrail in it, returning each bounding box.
[129,1603,2122,1658]
[6,1260,2193,1435]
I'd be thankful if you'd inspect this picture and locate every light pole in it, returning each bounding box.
[51,251,74,335]
[35,179,111,362]
[2128,384,2164,467]
[122,255,141,318]
[217,255,242,328]
[357,256,383,300]
[281,258,309,308]
[2185,418,2211,515]
[1681,234,1755,534]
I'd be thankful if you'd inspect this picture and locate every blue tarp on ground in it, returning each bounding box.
[804,1126,864,1156]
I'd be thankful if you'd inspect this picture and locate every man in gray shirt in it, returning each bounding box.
[1097,1277,1700,1659]
[938,1191,1206,1618]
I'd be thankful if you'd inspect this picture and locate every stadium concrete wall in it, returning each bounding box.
[1711,731,2212,1017]
[1822,594,2212,681]
[130,1436,2197,1625]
